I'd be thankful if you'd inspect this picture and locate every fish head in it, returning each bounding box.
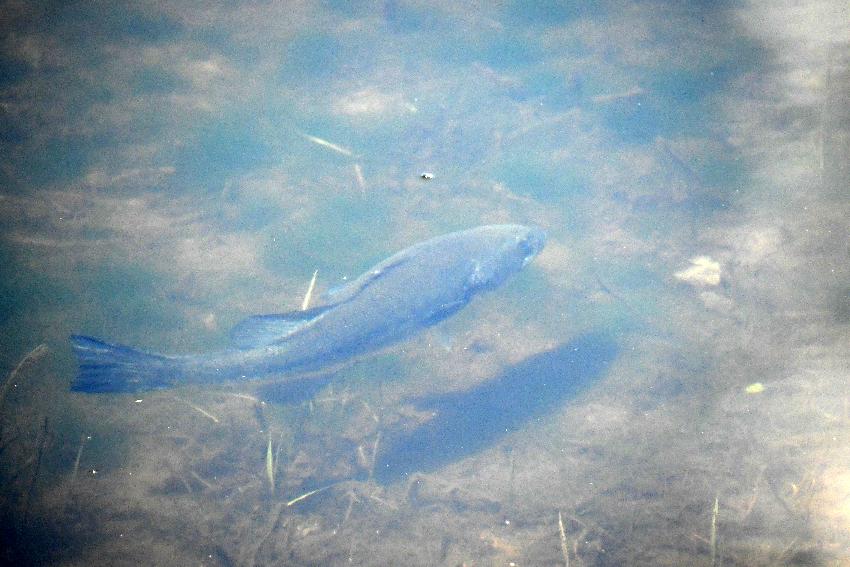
[465,224,547,292]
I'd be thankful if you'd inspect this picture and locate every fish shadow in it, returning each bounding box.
[375,332,618,483]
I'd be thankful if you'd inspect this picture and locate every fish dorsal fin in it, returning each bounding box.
[229,305,329,350]
[322,251,412,305]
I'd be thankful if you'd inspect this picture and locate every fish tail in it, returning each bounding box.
[70,335,181,393]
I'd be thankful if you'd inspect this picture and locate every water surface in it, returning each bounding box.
[1,2,848,565]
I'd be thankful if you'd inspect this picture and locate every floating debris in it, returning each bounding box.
[420,172,434,180]
[301,270,319,311]
[745,382,765,394]
[301,133,353,156]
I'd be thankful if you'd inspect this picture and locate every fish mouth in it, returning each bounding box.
[520,227,547,266]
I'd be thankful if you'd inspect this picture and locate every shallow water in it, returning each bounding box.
[1,1,849,565]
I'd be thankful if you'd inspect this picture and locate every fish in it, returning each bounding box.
[70,224,547,393]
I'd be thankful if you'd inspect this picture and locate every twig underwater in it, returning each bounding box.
[273,429,285,481]
[0,343,49,408]
[22,416,50,523]
[710,495,719,567]
[173,396,220,424]
[189,470,215,490]
[62,433,89,512]
[558,510,570,567]
[70,434,87,486]
[341,491,359,527]
[353,163,366,195]
[265,431,275,495]
[245,501,288,567]
[286,483,336,507]
[301,270,319,311]
[225,392,261,403]
[367,431,381,482]
[300,133,354,156]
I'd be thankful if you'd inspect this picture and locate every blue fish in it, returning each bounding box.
[70,224,546,393]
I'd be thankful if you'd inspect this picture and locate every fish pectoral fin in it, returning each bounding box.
[229,306,329,350]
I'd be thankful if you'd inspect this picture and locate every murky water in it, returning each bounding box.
[1,2,848,565]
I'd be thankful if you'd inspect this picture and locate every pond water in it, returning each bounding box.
[1,2,848,565]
